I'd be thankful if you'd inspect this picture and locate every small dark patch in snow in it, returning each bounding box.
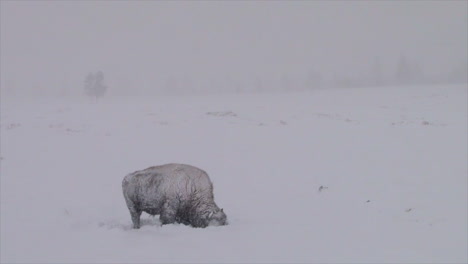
[206,111,237,117]
[258,122,266,126]
[65,128,82,133]
[366,200,371,203]
[313,113,359,124]
[318,185,328,192]
[344,118,359,124]
[405,208,413,212]
[280,120,287,125]
[392,119,446,127]
[63,209,71,216]
[49,123,64,129]
[6,123,21,130]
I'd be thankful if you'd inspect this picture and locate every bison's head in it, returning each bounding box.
[207,208,227,226]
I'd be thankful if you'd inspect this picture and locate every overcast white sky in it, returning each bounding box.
[1,1,467,95]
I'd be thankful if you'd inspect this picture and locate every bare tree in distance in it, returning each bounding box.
[395,55,415,85]
[306,70,323,90]
[371,57,384,87]
[84,71,107,102]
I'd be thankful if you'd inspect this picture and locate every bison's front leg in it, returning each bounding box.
[130,209,142,229]
[160,200,179,225]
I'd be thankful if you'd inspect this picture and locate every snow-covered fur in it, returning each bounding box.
[122,163,228,228]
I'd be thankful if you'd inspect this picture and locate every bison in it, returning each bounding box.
[122,163,228,228]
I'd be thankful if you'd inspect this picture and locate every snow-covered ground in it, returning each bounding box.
[1,84,467,263]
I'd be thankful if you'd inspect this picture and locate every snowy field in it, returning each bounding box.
[1,84,467,263]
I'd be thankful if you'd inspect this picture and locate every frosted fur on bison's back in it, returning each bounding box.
[123,163,214,205]
[122,163,225,228]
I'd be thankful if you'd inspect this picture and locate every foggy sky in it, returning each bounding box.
[1,1,467,95]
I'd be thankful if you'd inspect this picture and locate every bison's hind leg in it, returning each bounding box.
[124,198,142,229]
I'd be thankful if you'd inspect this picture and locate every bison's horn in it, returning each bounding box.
[208,211,214,218]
